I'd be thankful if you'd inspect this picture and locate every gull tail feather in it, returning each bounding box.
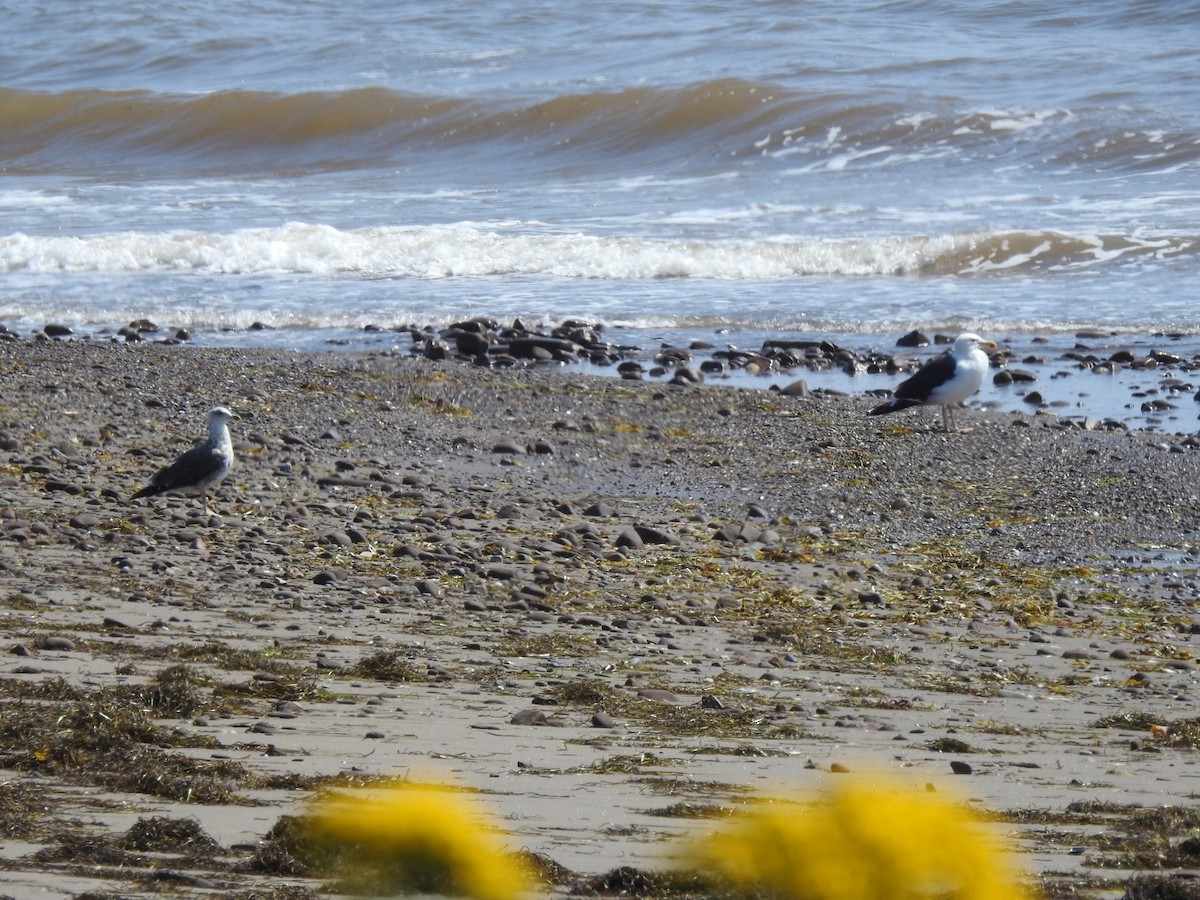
[867,397,925,417]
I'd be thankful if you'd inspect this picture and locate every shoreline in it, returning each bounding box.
[1,339,1199,897]
[7,318,1200,435]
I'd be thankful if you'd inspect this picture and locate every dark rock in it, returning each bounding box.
[423,339,451,360]
[509,337,579,361]
[43,480,85,495]
[454,331,491,357]
[896,330,930,348]
[633,525,680,546]
[313,567,349,585]
[39,636,75,652]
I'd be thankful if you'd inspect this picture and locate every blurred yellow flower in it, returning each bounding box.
[306,779,531,899]
[684,779,1028,900]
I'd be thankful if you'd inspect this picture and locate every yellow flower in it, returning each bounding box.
[305,779,530,899]
[684,778,1028,900]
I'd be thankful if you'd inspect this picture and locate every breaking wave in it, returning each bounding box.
[1,223,1194,279]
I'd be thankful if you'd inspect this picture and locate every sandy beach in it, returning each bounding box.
[1,337,1199,898]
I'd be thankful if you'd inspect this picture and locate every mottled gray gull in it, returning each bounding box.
[867,333,996,432]
[132,407,235,512]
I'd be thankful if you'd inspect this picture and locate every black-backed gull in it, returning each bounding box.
[132,407,235,513]
[868,333,996,432]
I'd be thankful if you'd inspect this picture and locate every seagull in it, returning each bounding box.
[867,333,996,432]
[132,407,236,513]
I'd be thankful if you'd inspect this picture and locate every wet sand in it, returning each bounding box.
[1,338,1199,897]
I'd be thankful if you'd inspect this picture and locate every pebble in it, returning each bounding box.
[511,709,564,727]
[635,688,683,703]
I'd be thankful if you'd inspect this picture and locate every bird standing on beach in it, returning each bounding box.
[132,407,236,513]
[868,333,996,432]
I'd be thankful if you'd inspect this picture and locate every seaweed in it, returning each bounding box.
[347,650,428,683]
[0,781,50,839]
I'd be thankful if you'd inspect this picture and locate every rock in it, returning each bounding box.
[511,708,564,727]
[508,337,579,361]
[636,688,682,703]
[483,565,518,580]
[454,331,491,357]
[269,701,304,719]
[614,527,644,550]
[633,525,680,546]
[896,330,930,348]
[313,567,349,585]
[669,366,703,387]
[43,480,85,495]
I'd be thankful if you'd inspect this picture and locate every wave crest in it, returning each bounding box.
[3,80,1196,176]
[2,223,1193,279]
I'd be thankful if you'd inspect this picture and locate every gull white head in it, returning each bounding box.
[206,406,235,434]
[953,333,996,353]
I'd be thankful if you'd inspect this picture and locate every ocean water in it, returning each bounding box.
[3,1,1200,414]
